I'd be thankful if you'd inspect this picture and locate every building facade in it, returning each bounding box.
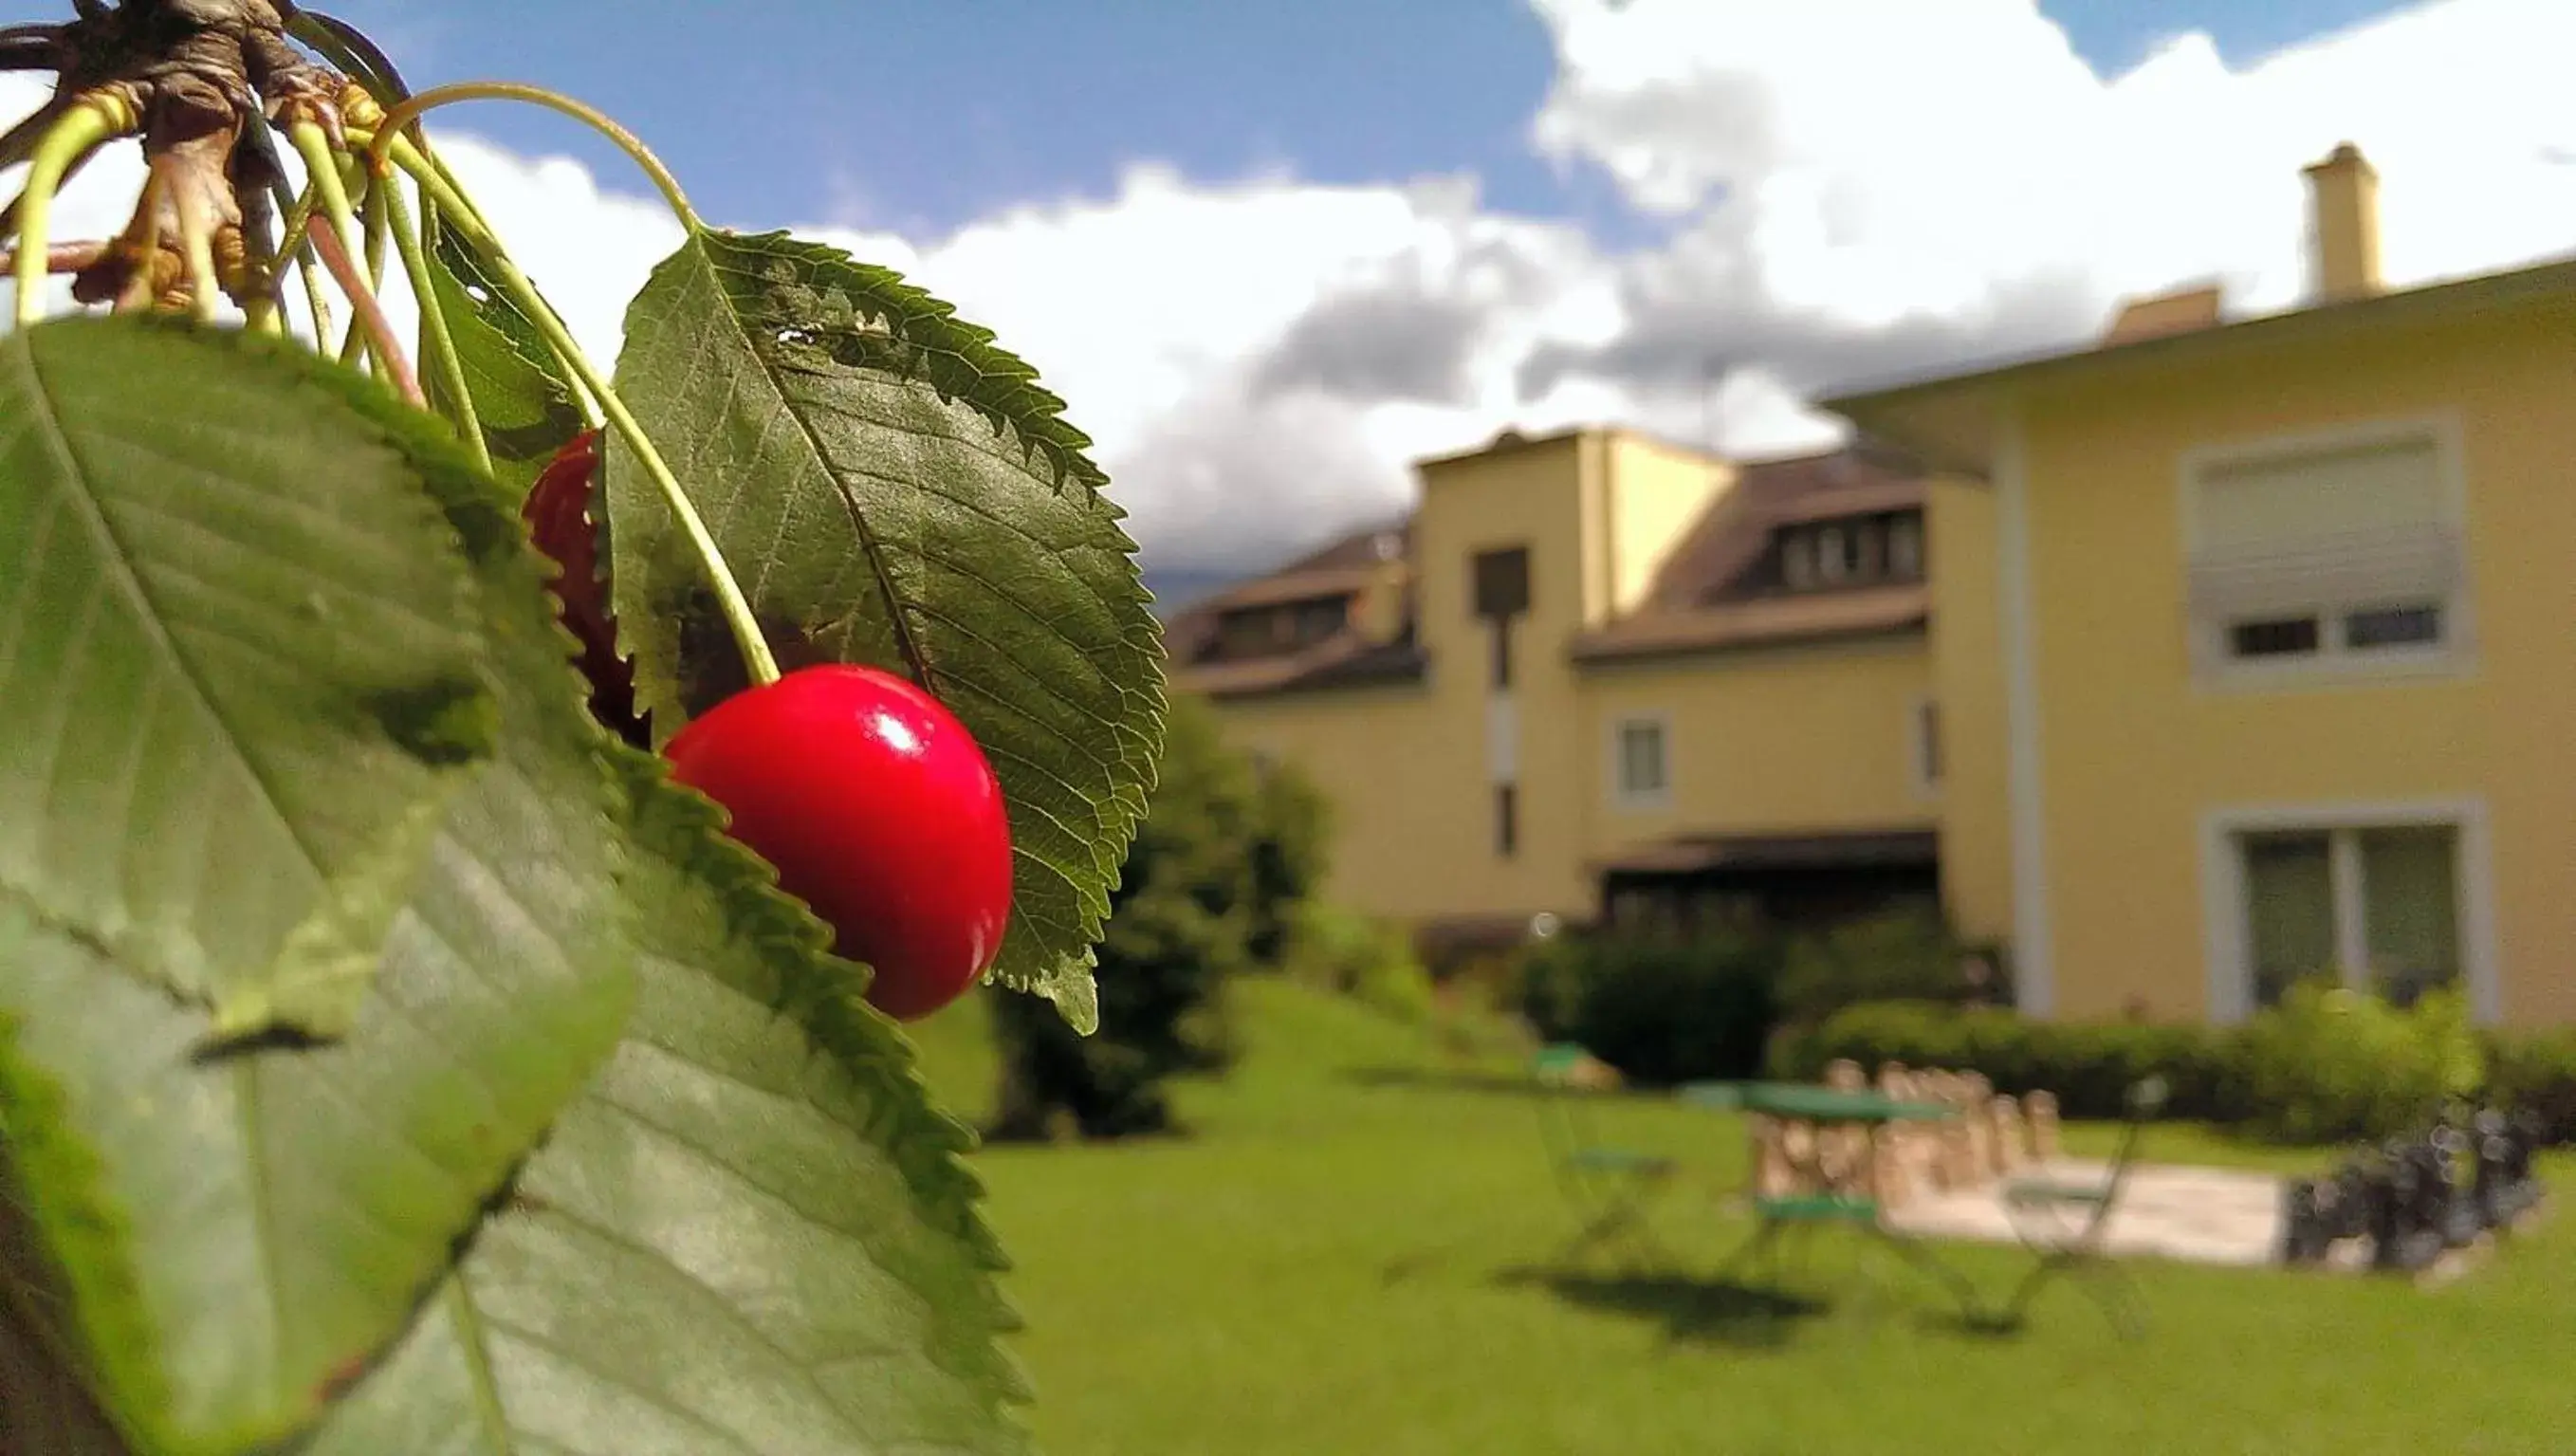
[1169,143,2576,1026]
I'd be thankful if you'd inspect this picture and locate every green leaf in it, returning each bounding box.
[421,229,586,500]
[603,227,1168,1033]
[0,337,636,1456]
[304,747,1033,1456]
[0,317,497,1041]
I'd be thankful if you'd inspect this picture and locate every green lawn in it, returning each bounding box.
[910,979,2573,1456]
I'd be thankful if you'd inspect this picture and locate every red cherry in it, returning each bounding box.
[662,664,1013,1021]
[522,430,643,742]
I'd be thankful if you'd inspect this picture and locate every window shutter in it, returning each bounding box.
[2188,524,2461,621]
[2186,434,2459,652]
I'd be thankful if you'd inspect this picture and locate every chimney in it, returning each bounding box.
[2302,142,2382,304]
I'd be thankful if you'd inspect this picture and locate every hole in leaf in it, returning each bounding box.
[465,285,491,304]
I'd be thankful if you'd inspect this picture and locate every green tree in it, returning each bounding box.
[1246,750,1332,966]
[990,697,1324,1139]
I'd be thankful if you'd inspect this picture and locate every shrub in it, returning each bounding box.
[2484,1028,2576,1146]
[1511,927,1781,1087]
[2235,982,2483,1144]
[1290,902,1437,1024]
[1775,901,1994,1027]
[1779,985,2499,1143]
[991,697,1317,1139]
[1245,754,1332,966]
[1772,999,2241,1120]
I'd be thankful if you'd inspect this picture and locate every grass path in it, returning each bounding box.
[911,980,2575,1456]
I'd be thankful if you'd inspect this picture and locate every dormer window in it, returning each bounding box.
[1888,513,1924,579]
[1782,533,1816,590]
[1816,525,1849,583]
[1206,593,1351,661]
[1774,508,1924,594]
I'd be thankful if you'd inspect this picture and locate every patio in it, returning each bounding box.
[1884,1157,2284,1267]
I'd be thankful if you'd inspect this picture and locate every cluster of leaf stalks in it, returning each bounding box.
[0,0,779,684]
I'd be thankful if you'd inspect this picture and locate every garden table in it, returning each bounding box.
[1678,1080,1984,1317]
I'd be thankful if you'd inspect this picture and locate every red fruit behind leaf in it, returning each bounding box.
[662,664,1013,1021]
[522,430,645,743]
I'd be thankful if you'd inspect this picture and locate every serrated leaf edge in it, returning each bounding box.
[624,229,1170,1031]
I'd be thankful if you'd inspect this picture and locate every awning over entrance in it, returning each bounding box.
[1592,827,1941,937]
[1591,828,1940,878]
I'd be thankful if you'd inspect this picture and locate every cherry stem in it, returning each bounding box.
[306,216,422,406]
[285,120,365,293]
[365,82,702,231]
[382,138,781,688]
[380,172,489,474]
[339,165,389,369]
[356,125,602,427]
[267,177,339,351]
[11,92,134,327]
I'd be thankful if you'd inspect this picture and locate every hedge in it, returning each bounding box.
[1766,1000,2247,1123]
[2485,1027,2576,1146]
[1770,990,2576,1147]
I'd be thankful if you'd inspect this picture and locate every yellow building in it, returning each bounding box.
[1172,141,2576,1027]
[1168,429,1948,961]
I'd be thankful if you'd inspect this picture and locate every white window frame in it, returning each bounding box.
[1608,712,1673,811]
[1908,695,1941,800]
[2176,412,2475,693]
[2198,796,2498,1025]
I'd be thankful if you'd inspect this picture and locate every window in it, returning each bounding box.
[1611,717,1668,806]
[1816,525,1849,583]
[2236,822,2461,1009]
[2227,616,2321,658]
[2346,603,2441,649]
[2185,429,2467,680]
[1887,511,1925,579]
[1912,699,1941,790]
[1472,545,1531,619]
[1286,595,1348,647]
[1781,532,1816,589]
[1854,518,1886,578]
[1494,783,1518,858]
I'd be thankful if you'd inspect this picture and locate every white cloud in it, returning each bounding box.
[10,1,2576,575]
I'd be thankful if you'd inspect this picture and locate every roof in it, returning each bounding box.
[2101,283,2223,346]
[1164,520,1426,700]
[1569,582,1928,665]
[1412,421,1723,474]
[1567,445,1929,663]
[1182,631,1428,701]
[1166,444,1932,699]
[1824,251,2576,475]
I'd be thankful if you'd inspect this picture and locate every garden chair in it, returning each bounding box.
[1986,1074,2170,1338]
[1532,1043,1679,1271]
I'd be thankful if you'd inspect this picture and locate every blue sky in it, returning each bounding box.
[24,0,2552,579]
[316,1,2411,241]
